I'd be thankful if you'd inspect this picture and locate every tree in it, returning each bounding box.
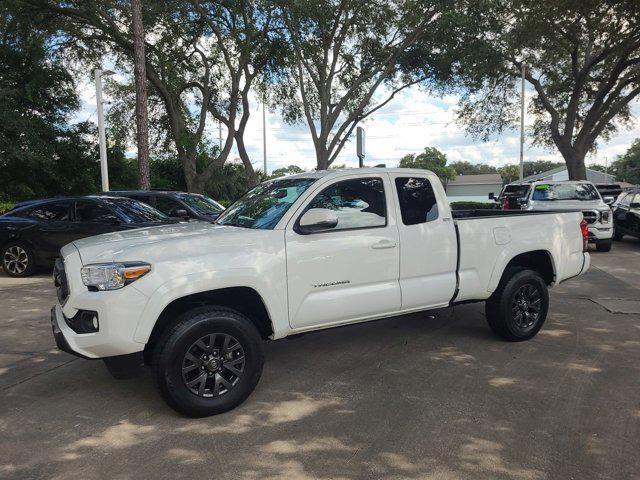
[273,0,470,170]
[497,164,520,184]
[450,161,497,175]
[29,0,276,192]
[399,147,456,184]
[131,0,150,189]
[605,140,640,185]
[0,1,98,200]
[522,160,564,178]
[458,0,640,180]
[270,165,305,178]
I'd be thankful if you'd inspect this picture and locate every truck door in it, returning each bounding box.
[285,174,401,329]
[389,174,457,309]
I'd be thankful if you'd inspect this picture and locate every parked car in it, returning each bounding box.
[594,183,623,205]
[50,168,589,417]
[105,190,225,222]
[612,189,640,241]
[519,180,614,252]
[1,196,175,277]
[497,183,532,209]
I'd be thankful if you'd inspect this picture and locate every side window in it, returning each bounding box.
[155,197,184,216]
[619,193,631,207]
[27,202,70,221]
[75,201,119,222]
[306,177,386,231]
[395,177,439,225]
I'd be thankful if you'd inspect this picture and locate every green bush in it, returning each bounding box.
[450,201,499,210]
[0,202,15,215]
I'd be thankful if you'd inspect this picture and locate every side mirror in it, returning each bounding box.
[174,209,190,218]
[298,208,338,234]
[488,192,495,200]
[603,196,615,205]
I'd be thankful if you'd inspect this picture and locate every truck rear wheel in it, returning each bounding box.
[485,268,549,342]
[596,239,612,252]
[153,307,264,417]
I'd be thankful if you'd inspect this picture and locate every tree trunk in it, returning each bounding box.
[235,133,259,188]
[562,150,588,180]
[131,0,150,190]
[315,143,330,170]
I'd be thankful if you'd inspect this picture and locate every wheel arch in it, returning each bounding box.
[142,286,274,365]
[489,249,556,293]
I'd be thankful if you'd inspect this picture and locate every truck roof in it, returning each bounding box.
[282,167,436,181]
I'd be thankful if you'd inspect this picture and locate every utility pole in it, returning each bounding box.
[131,0,150,190]
[95,69,111,192]
[604,156,609,184]
[262,99,267,175]
[519,62,526,181]
[357,126,365,167]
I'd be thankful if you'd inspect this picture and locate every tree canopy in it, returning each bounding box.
[458,0,640,180]
[399,147,456,184]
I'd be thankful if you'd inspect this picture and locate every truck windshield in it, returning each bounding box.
[216,178,317,229]
[531,183,600,201]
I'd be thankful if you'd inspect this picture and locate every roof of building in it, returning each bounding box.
[447,174,503,186]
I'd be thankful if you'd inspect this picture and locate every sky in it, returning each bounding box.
[74,77,640,175]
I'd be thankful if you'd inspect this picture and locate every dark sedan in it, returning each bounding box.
[104,190,225,222]
[1,196,176,277]
[613,189,640,241]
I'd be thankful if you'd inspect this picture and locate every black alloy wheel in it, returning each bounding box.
[181,333,246,397]
[2,243,35,277]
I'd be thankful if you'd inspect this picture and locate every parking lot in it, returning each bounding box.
[0,241,639,480]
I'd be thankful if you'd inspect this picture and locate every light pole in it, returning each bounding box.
[262,99,267,175]
[95,69,114,192]
[519,62,526,181]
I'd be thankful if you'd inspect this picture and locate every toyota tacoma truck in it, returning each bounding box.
[50,168,590,417]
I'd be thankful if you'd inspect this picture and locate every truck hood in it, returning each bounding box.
[71,221,265,264]
[528,199,606,211]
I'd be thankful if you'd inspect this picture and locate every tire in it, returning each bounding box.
[485,268,549,342]
[153,307,264,417]
[596,239,612,252]
[613,230,624,241]
[2,242,36,277]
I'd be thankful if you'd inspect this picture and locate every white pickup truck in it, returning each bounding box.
[51,168,590,417]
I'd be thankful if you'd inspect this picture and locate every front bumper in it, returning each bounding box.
[50,306,90,359]
[587,224,613,242]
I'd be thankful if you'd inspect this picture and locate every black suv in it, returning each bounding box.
[1,196,175,277]
[106,190,225,222]
[613,189,640,241]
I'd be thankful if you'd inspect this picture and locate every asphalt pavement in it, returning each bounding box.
[1,239,639,480]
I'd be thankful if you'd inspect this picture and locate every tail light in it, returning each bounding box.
[580,219,589,251]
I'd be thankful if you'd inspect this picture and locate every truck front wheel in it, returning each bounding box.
[153,307,264,417]
[485,268,549,342]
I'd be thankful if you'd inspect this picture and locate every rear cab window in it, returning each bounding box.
[395,177,438,225]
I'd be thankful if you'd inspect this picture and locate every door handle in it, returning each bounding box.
[371,240,397,249]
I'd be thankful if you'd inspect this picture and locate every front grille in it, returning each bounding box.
[53,257,69,305]
[582,210,599,224]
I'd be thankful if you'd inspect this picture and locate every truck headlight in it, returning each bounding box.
[81,262,151,291]
[600,210,610,223]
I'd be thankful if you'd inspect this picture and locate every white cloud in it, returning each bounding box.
[73,76,640,174]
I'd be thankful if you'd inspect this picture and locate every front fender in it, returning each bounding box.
[132,268,288,343]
